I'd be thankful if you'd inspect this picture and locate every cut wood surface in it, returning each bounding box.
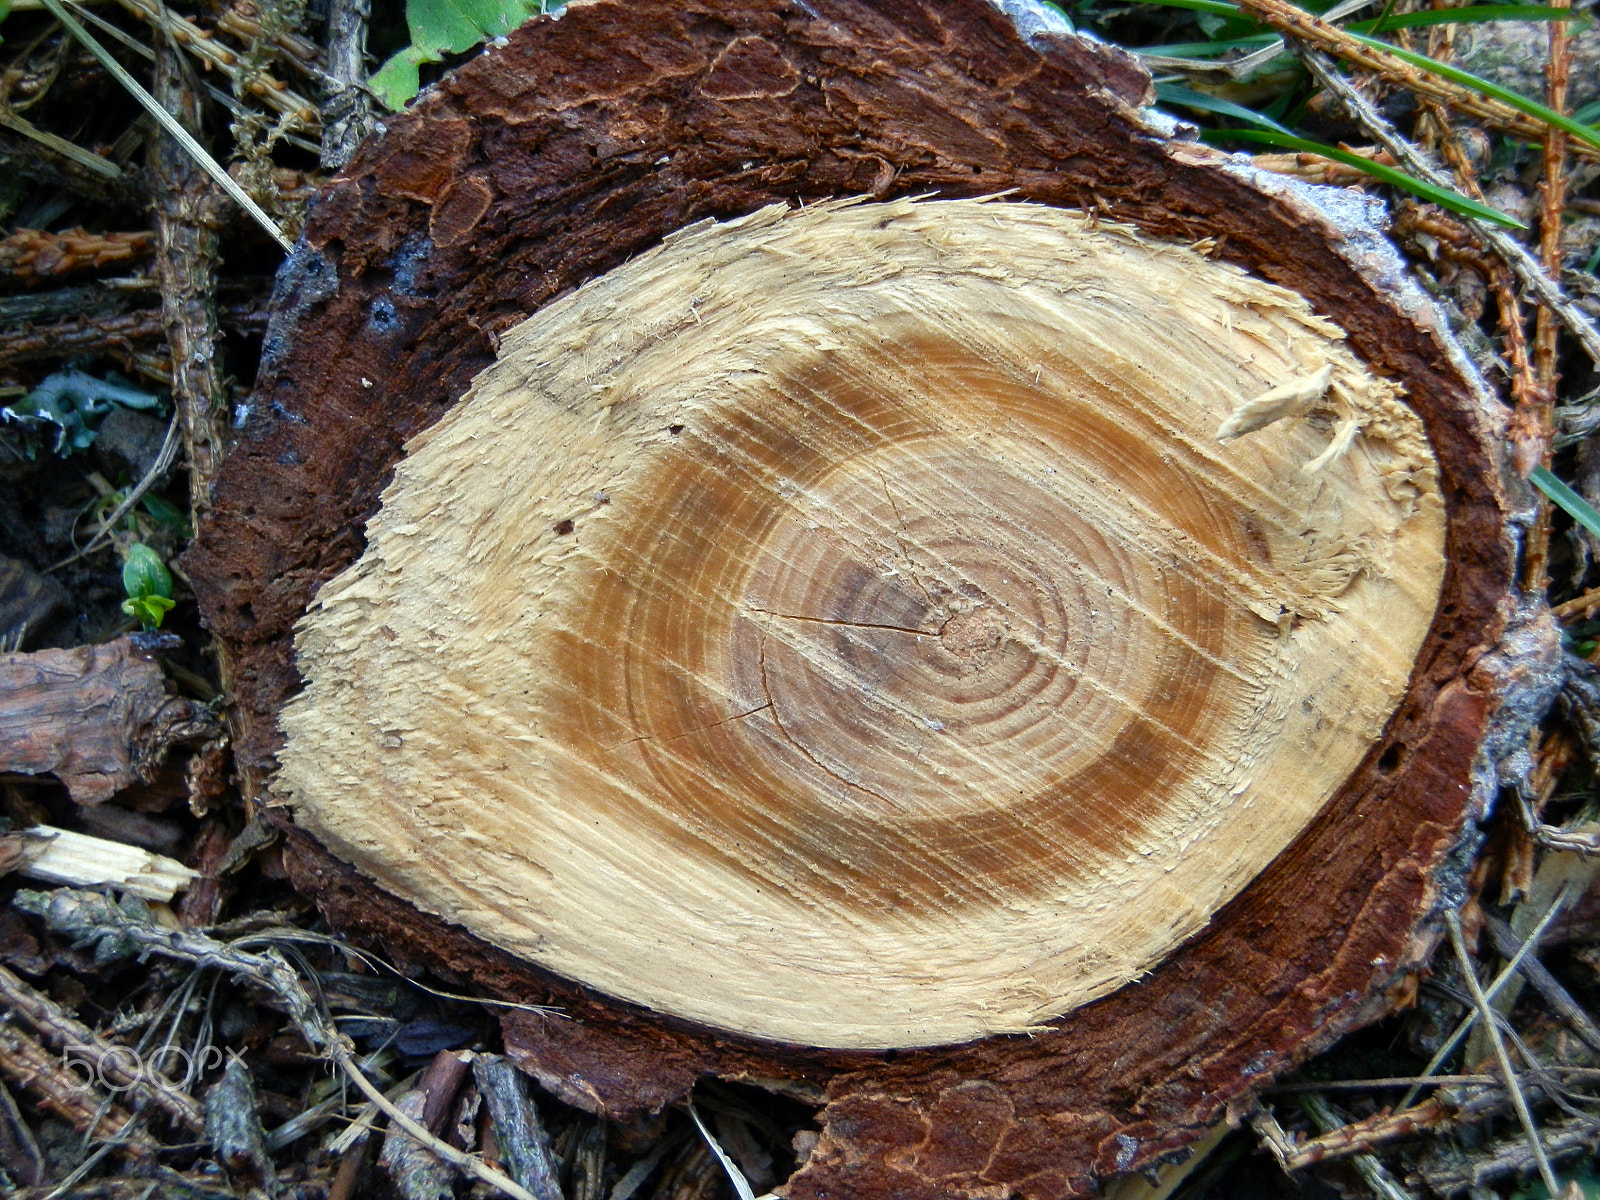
[184,0,1547,1194]
[280,197,1447,1049]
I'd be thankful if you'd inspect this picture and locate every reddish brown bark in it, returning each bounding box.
[184,2,1545,1195]
[0,634,218,805]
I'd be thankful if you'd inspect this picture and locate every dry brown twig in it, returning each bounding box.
[107,0,321,132]
[1295,1092,1417,1200]
[1517,0,1574,588]
[15,888,541,1200]
[1446,909,1561,1196]
[0,228,154,281]
[1554,586,1600,620]
[0,300,268,375]
[1232,0,1600,164]
[1400,884,1571,1111]
[1535,0,1573,395]
[1291,50,1600,370]
[0,1019,153,1159]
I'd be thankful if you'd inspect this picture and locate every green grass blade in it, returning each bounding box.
[1136,0,1600,152]
[1531,466,1600,539]
[1344,31,1600,151]
[1201,127,1528,227]
[1139,34,1280,56]
[1134,0,1251,16]
[1156,83,1296,132]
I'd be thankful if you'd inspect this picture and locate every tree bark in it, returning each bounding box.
[0,634,218,806]
[184,1,1555,1195]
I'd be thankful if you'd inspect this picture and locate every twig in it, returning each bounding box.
[149,36,232,542]
[1535,0,1573,394]
[1231,0,1600,164]
[1284,1094,1448,1170]
[216,4,327,80]
[205,1055,274,1188]
[0,126,140,209]
[1272,1073,1502,1090]
[1524,0,1573,588]
[1274,1067,1600,1092]
[473,1056,564,1200]
[109,0,320,133]
[1482,913,1600,1053]
[1249,1106,1298,1169]
[320,0,374,169]
[0,107,121,179]
[1534,826,1600,855]
[1277,1063,1600,1169]
[1295,49,1600,369]
[35,0,292,251]
[1554,585,1600,620]
[1400,885,1571,1108]
[0,299,268,373]
[16,888,540,1200]
[0,1019,152,1156]
[381,1088,458,1200]
[1446,909,1560,1198]
[1296,1093,1416,1200]
[64,0,322,156]
[1418,1114,1600,1193]
[0,228,154,281]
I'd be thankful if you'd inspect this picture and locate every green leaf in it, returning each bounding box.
[369,45,429,110]
[121,594,175,632]
[371,0,555,109]
[1531,466,1600,539]
[138,494,191,535]
[1139,0,1251,17]
[407,0,510,55]
[1156,83,1295,133]
[122,543,173,604]
[1200,128,1528,227]
[1140,34,1279,56]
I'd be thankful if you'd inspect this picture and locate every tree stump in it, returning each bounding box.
[184,1,1555,1195]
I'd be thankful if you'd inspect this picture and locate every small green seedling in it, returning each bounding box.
[121,543,175,631]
